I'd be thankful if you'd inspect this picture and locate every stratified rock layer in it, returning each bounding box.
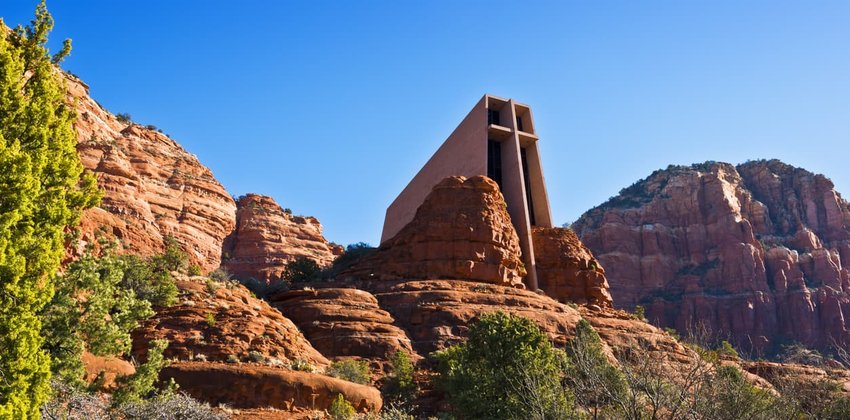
[222,194,342,282]
[161,362,382,413]
[67,75,236,272]
[532,227,614,307]
[131,277,328,368]
[270,288,415,364]
[342,176,526,287]
[574,160,850,354]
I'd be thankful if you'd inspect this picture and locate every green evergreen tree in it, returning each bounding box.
[0,1,99,416]
[40,250,155,385]
[433,311,575,419]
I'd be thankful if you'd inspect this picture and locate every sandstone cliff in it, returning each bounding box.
[222,194,342,282]
[66,75,237,272]
[573,160,850,355]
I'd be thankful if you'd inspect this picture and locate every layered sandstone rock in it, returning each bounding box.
[161,362,382,413]
[532,227,614,307]
[270,287,415,363]
[66,74,236,272]
[341,176,526,287]
[574,160,850,354]
[222,194,342,282]
[131,277,328,368]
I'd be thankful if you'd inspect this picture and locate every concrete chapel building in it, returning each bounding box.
[381,94,553,290]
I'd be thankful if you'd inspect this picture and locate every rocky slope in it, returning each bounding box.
[222,194,342,283]
[66,75,237,272]
[573,160,850,355]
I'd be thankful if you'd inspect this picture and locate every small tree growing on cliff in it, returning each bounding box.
[0,2,100,415]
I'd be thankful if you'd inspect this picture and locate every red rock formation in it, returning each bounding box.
[82,352,135,391]
[161,362,382,413]
[270,288,415,364]
[222,194,342,283]
[574,160,850,354]
[66,75,236,272]
[131,277,328,368]
[341,176,526,287]
[532,227,614,307]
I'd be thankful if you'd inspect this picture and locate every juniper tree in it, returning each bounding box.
[0,1,99,416]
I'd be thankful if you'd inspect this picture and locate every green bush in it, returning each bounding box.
[327,360,371,384]
[329,393,355,420]
[204,313,216,327]
[633,305,646,320]
[116,113,133,123]
[290,358,314,372]
[564,319,627,416]
[283,256,321,283]
[187,265,202,276]
[112,340,170,405]
[119,254,178,307]
[41,250,155,386]
[385,350,416,405]
[432,311,575,419]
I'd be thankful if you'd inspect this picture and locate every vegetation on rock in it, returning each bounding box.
[0,2,100,415]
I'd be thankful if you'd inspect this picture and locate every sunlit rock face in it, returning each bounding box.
[574,160,850,355]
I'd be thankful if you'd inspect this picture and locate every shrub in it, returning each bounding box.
[119,254,178,307]
[432,311,574,419]
[283,256,321,283]
[226,354,239,364]
[116,392,226,420]
[290,358,315,372]
[188,265,202,276]
[145,124,158,131]
[112,340,170,405]
[248,351,265,363]
[116,113,133,123]
[718,340,739,359]
[385,351,416,404]
[41,250,154,386]
[204,313,216,327]
[633,305,646,320]
[564,319,627,417]
[208,267,232,282]
[205,278,219,294]
[328,394,355,420]
[327,360,371,384]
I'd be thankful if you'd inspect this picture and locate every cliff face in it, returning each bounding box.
[222,194,342,283]
[67,75,237,272]
[573,160,850,354]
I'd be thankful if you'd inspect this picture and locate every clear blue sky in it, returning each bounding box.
[5,1,850,246]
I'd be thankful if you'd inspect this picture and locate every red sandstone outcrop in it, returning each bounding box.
[131,277,328,368]
[573,160,850,354]
[161,362,382,413]
[532,227,614,307]
[81,352,135,391]
[341,176,526,287]
[65,74,236,272]
[222,194,342,283]
[270,288,415,364]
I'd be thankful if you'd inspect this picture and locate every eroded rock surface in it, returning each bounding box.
[67,75,236,272]
[342,176,526,287]
[131,277,328,368]
[574,160,850,354]
[270,288,415,363]
[532,227,614,307]
[161,362,382,413]
[222,194,342,282]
